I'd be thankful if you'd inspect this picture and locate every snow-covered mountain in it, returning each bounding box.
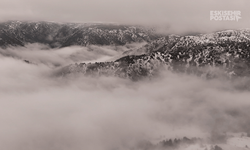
[59,29,250,80]
[0,21,161,48]
[1,21,250,80]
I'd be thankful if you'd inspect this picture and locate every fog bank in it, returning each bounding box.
[1,50,250,149]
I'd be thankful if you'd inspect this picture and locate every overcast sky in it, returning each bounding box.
[0,0,249,34]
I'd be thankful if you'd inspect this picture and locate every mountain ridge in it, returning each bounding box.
[59,28,250,80]
[1,21,250,80]
[0,21,161,48]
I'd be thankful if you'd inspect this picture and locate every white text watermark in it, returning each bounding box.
[210,11,241,21]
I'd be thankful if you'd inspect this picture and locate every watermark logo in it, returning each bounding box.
[210,11,241,21]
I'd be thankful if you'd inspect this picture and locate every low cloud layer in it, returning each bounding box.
[0,43,144,67]
[1,45,250,149]
[0,0,249,34]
